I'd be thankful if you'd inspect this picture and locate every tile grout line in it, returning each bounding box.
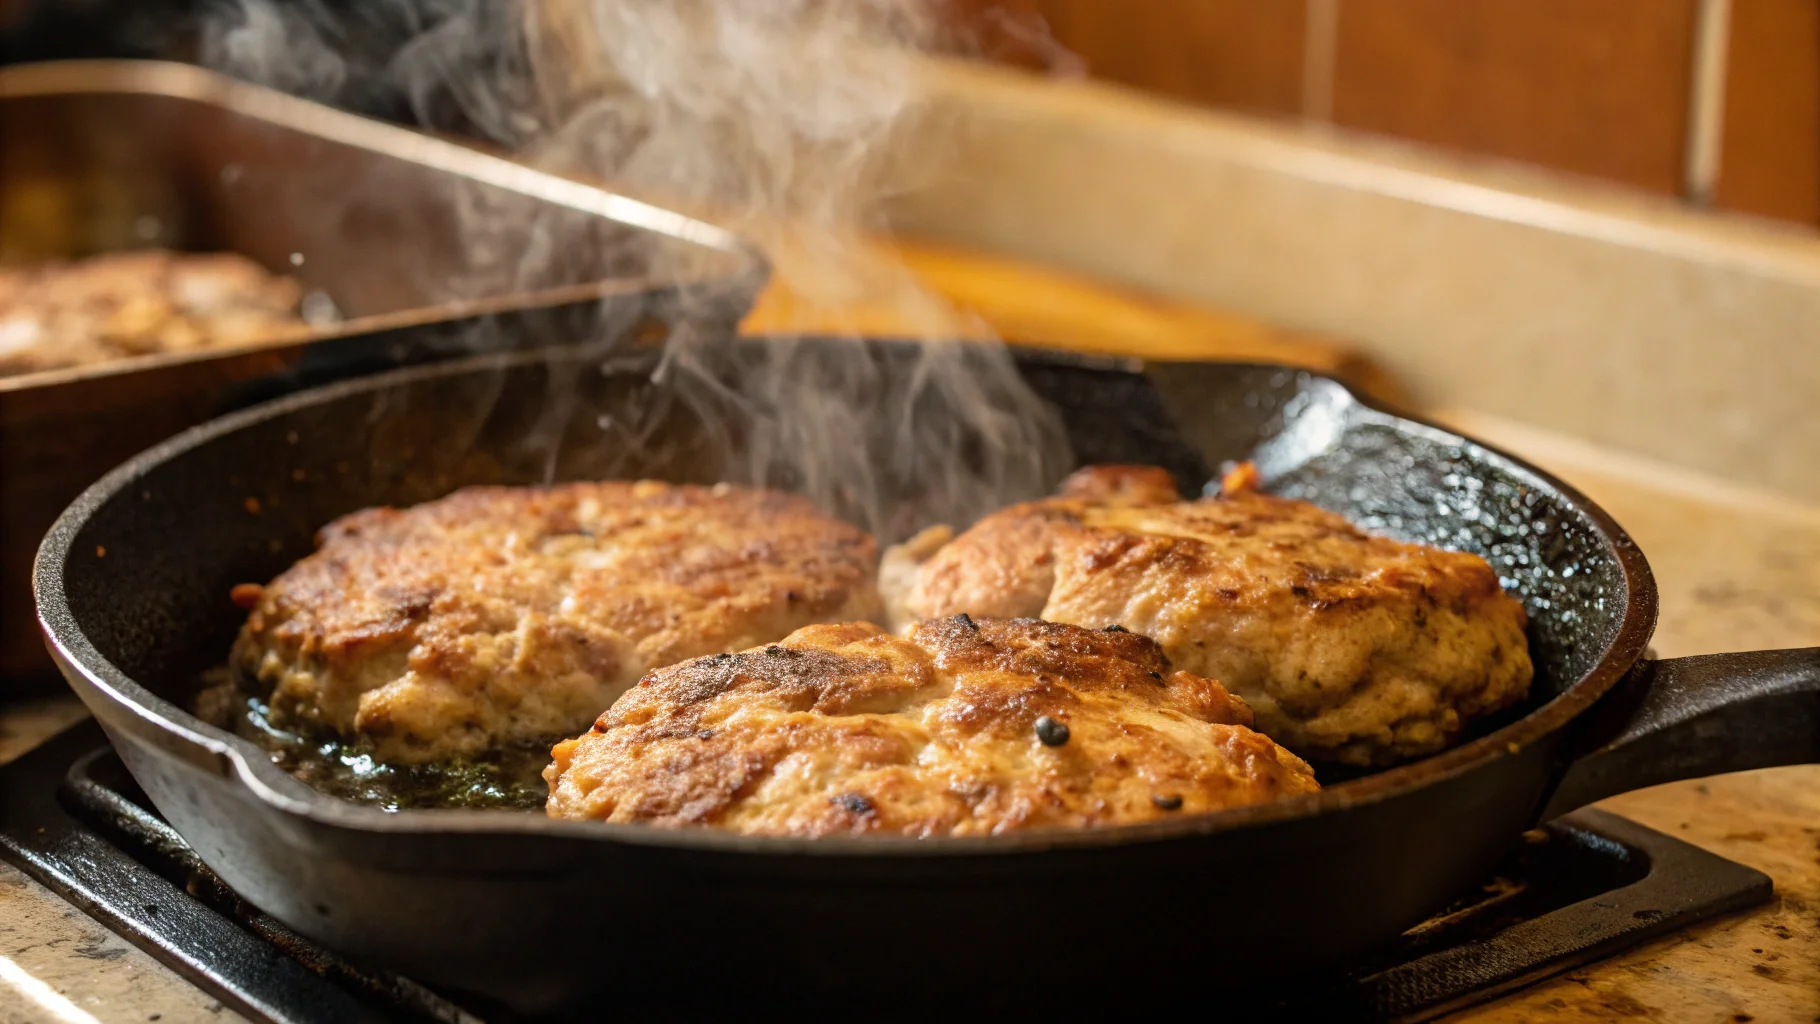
[1684,0,1733,205]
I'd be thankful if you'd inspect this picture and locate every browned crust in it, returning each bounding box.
[231,480,880,763]
[544,616,1320,835]
[890,464,1535,766]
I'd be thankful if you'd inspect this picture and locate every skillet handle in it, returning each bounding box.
[1540,647,1820,821]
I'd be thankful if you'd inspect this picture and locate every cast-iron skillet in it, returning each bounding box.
[33,341,1820,1014]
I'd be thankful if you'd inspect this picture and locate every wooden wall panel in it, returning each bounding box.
[1039,0,1307,117]
[1329,0,1700,194]
[951,0,1308,117]
[952,0,1700,191]
[1715,0,1820,225]
[951,0,1820,230]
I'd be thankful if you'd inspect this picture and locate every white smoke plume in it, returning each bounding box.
[199,0,1073,539]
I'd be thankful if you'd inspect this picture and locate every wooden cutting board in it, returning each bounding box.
[738,234,1410,408]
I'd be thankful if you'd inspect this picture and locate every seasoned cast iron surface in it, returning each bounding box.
[55,342,1624,797]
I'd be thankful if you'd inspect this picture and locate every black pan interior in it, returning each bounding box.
[50,340,1627,773]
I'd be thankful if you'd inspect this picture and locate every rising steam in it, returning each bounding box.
[200,0,1072,540]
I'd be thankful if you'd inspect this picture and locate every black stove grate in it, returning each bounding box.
[0,720,1774,1023]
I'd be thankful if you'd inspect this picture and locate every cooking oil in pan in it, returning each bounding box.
[197,671,550,812]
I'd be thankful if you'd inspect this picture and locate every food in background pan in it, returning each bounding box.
[0,249,313,377]
[881,463,1534,767]
[211,481,882,773]
[544,615,1319,834]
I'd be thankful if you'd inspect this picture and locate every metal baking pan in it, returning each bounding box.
[0,60,768,682]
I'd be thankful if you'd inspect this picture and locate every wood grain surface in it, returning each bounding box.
[739,234,1408,406]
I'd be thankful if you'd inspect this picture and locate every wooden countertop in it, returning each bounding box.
[1,240,1815,1022]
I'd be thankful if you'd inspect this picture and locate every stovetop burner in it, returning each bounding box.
[0,720,1774,1023]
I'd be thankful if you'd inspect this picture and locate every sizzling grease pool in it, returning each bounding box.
[222,691,552,812]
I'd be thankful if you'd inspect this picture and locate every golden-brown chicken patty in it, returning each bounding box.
[544,616,1319,835]
[883,464,1533,766]
[0,250,308,376]
[229,481,880,764]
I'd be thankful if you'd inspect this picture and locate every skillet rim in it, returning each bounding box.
[32,341,1659,856]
